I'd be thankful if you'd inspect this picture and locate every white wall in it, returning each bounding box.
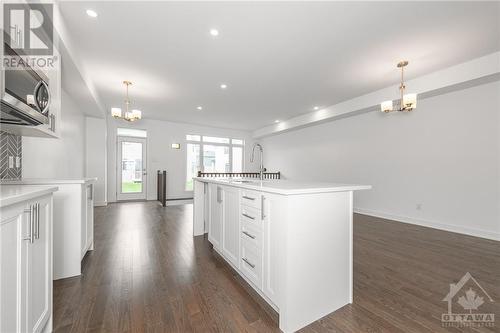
[23,90,86,179]
[107,118,254,203]
[85,117,107,206]
[261,81,500,240]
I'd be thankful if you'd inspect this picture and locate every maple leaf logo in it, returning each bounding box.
[457,288,484,313]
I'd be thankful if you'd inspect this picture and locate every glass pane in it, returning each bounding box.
[202,136,230,144]
[186,134,201,141]
[232,147,243,173]
[232,139,244,145]
[186,143,200,191]
[117,128,147,138]
[203,145,230,173]
[121,141,143,193]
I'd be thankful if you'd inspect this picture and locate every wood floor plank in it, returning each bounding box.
[53,202,500,333]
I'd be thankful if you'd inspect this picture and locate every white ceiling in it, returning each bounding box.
[58,1,500,130]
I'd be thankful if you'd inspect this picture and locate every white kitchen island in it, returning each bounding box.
[193,177,371,333]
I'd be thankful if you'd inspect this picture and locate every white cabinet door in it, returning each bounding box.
[27,196,52,333]
[0,204,28,333]
[221,186,240,267]
[262,194,280,305]
[208,184,222,250]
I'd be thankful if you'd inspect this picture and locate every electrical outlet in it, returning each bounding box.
[15,156,21,168]
[8,156,14,168]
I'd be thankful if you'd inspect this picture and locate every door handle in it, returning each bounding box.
[35,203,40,240]
[242,231,256,239]
[242,258,255,268]
[35,80,51,115]
[242,213,255,220]
[261,195,266,220]
[23,205,34,243]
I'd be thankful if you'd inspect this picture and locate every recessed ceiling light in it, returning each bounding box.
[313,106,320,110]
[220,84,227,89]
[274,120,280,123]
[197,106,203,110]
[86,9,98,18]
[210,29,219,37]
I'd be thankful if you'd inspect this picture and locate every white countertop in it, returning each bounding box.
[194,177,371,195]
[0,185,58,208]
[1,178,97,185]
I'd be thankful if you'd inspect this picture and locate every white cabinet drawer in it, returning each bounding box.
[240,190,262,209]
[241,206,262,229]
[241,218,262,248]
[240,239,263,288]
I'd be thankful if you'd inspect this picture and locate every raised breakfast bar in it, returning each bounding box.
[193,177,371,333]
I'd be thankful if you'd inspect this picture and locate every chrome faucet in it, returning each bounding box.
[251,143,265,180]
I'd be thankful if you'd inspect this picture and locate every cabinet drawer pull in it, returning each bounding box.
[242,213,255,220]
[242,195,255,201]
[242,231,256,239]
[23,205,34,243]
[242,258,255,268]
[35,203,40,240]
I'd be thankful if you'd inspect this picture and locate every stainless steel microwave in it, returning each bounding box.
[1,44,51,126]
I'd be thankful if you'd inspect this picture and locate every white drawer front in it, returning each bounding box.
[240,239,263,288]
[240,190,261,209]
[241,206,262,229]
[241,218,262,248]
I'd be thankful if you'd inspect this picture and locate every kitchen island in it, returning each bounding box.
[193,177,371,333]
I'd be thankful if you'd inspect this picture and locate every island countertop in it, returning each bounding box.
[0,185,58,208]
[194,177,371,195]
[1,178,97,185]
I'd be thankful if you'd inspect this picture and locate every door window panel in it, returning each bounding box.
[121,141,143,193]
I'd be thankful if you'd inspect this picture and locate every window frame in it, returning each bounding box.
[185,135,245,191]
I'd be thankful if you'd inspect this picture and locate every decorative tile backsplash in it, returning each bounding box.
[0,131,22,180]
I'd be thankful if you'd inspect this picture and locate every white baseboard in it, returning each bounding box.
[354,207,500,242]
[166,199,193,206]
[94,201,107,207]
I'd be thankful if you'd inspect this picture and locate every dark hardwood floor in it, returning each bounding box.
[53,202,500,333]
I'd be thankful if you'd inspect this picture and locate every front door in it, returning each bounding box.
[117,137,147,201]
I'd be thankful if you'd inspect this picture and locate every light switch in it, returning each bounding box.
[8,156,14,168]
[15,156,21,168]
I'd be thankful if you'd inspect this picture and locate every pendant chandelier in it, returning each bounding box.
[381,61,417,113]
[111,81,142,122]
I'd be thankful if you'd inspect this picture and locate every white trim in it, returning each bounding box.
[354,207,500,242]
[166,199,193,206]
[93,201,107,207]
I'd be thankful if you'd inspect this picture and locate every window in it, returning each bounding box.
[186,143,200,192]
[117,128,147,138]
[185,135,245,190]
[203,136,230,144]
